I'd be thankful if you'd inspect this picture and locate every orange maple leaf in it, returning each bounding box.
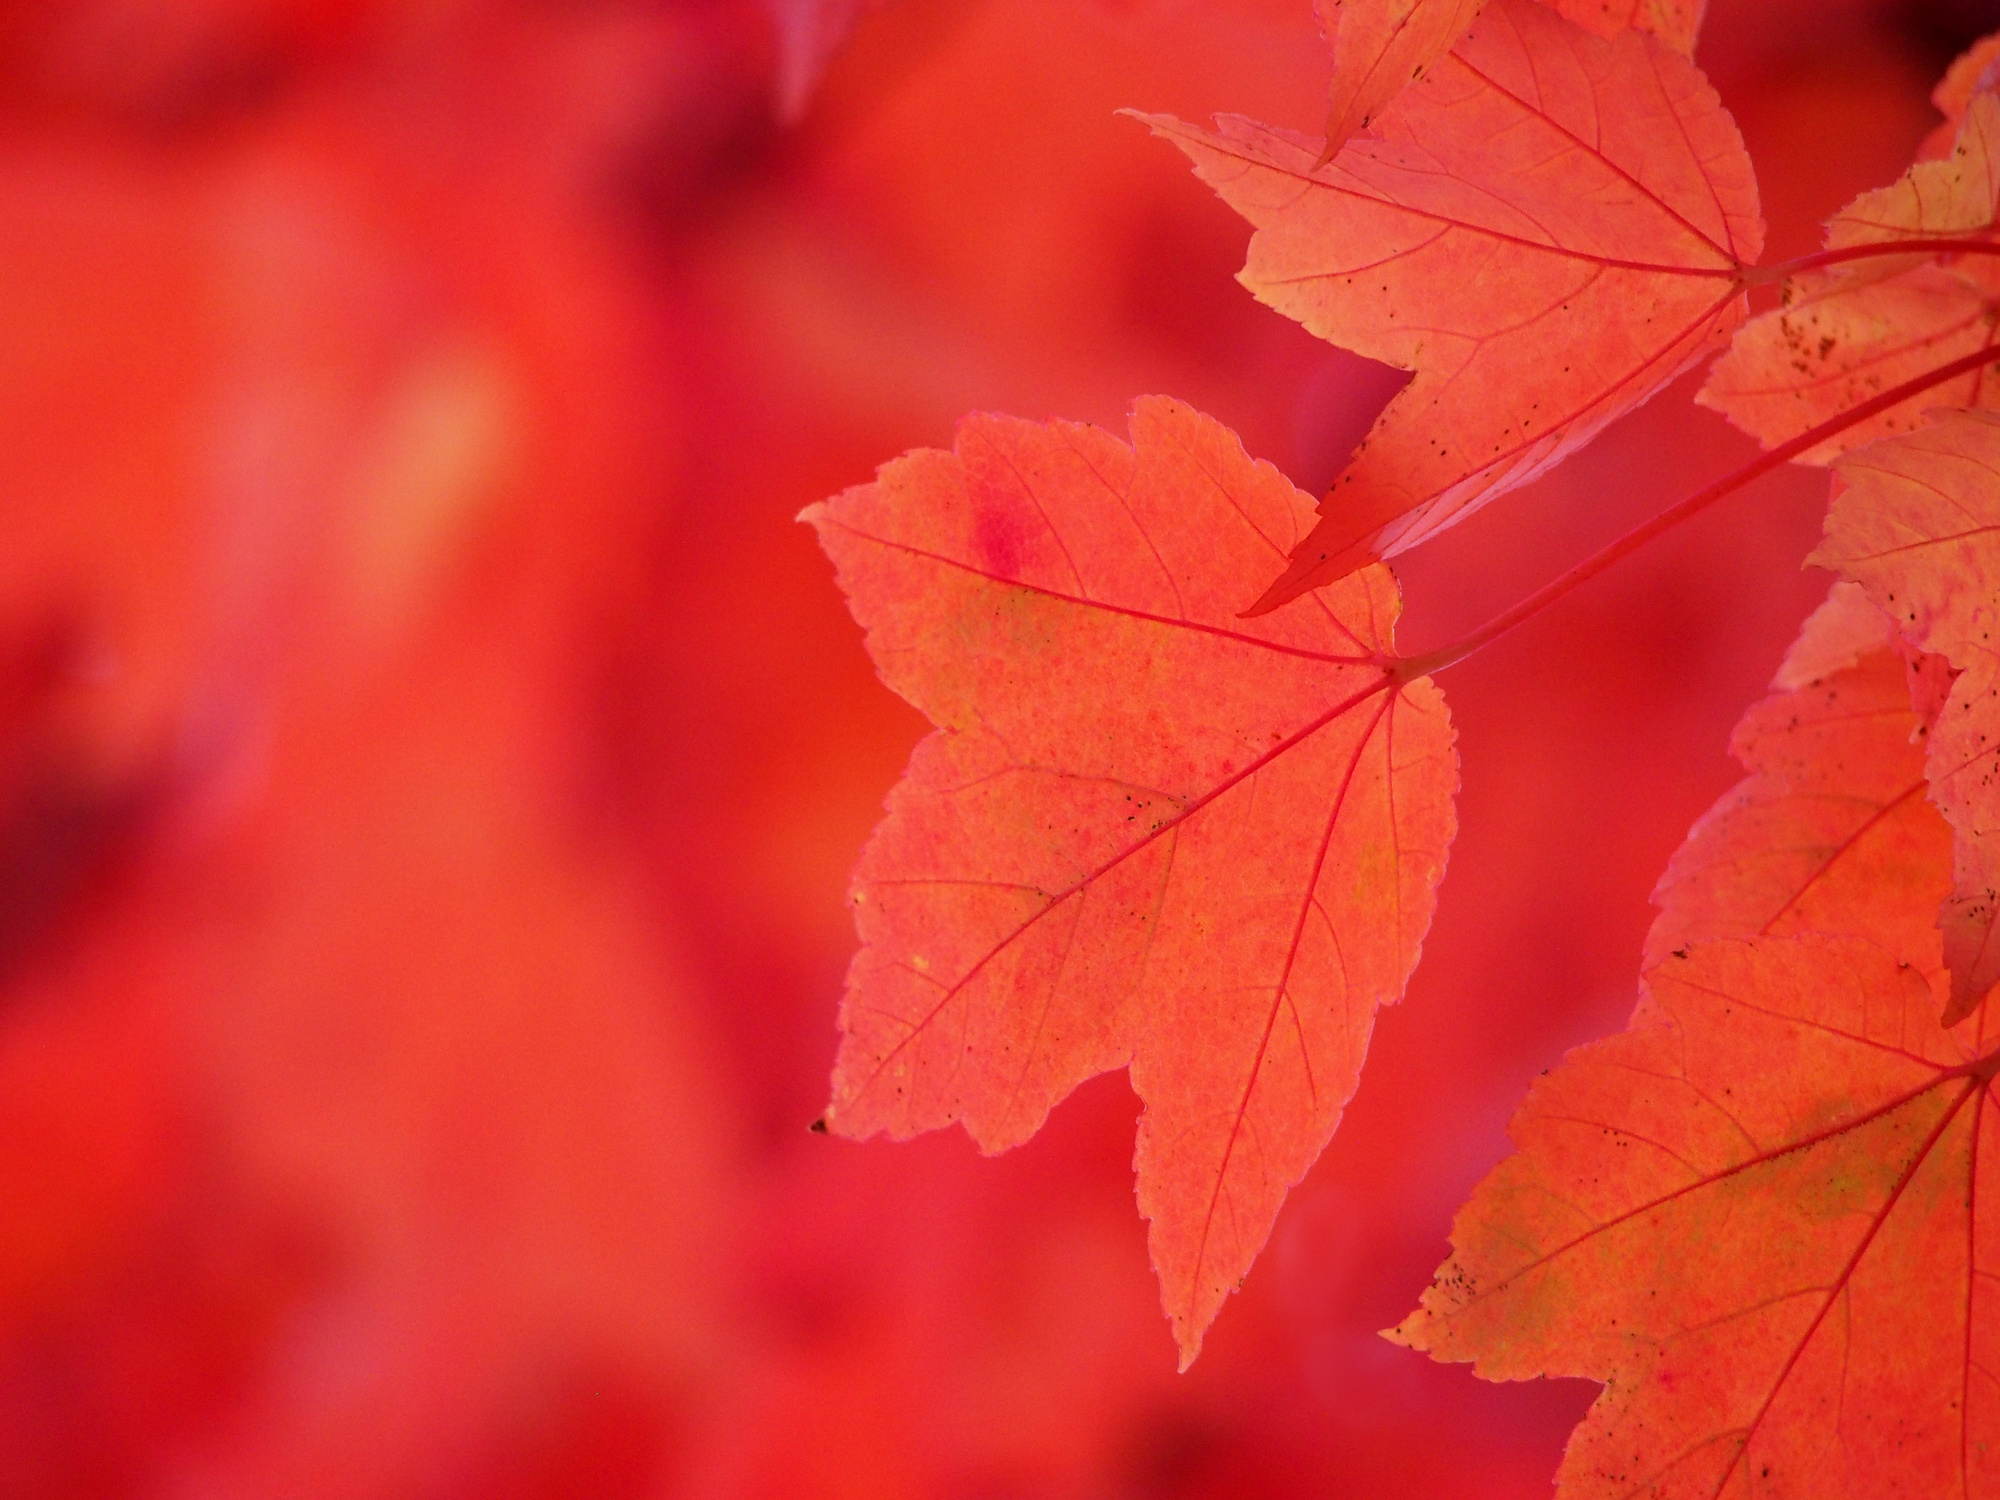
[1141,0,1761,613]
[1394,930,1997,1499]
[1312,0,1702,156]
[803,397,1457,1364]
[1817,410,2000,1026]
[1701,93,2000,464]
[1647,579,1952,977]
[1392,573,1991,1496]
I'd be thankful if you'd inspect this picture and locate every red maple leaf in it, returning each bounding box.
[1394,930,1997,1499]
[1392,585,1987,1497]
[1142,0,1762,611]
[805,397,1456,1363]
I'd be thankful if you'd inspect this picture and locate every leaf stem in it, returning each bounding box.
[1742,235,2000,287]
[1393,340,2000,682]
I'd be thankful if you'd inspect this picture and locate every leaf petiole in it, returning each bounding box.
[1741,234,2000,287]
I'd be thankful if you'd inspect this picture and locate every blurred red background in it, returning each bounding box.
[0,1,1986,1495]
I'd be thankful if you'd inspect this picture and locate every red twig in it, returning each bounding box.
[1742,235,2000,287]
[1394,340,2000,681]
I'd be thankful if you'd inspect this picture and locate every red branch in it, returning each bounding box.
[1394,340,2000,681]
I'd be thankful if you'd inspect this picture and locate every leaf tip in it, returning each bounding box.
[1117,107,1176,136]
[1237,582,1291,618]
[1377,1315,1420,1351]
[1172,1327,1204,1373]
[1241,553,1333,617]
[1939,970,1991,1029]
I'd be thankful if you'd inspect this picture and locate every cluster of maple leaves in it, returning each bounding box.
[813,2,2000,1492]
[0,0,1985,1492]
